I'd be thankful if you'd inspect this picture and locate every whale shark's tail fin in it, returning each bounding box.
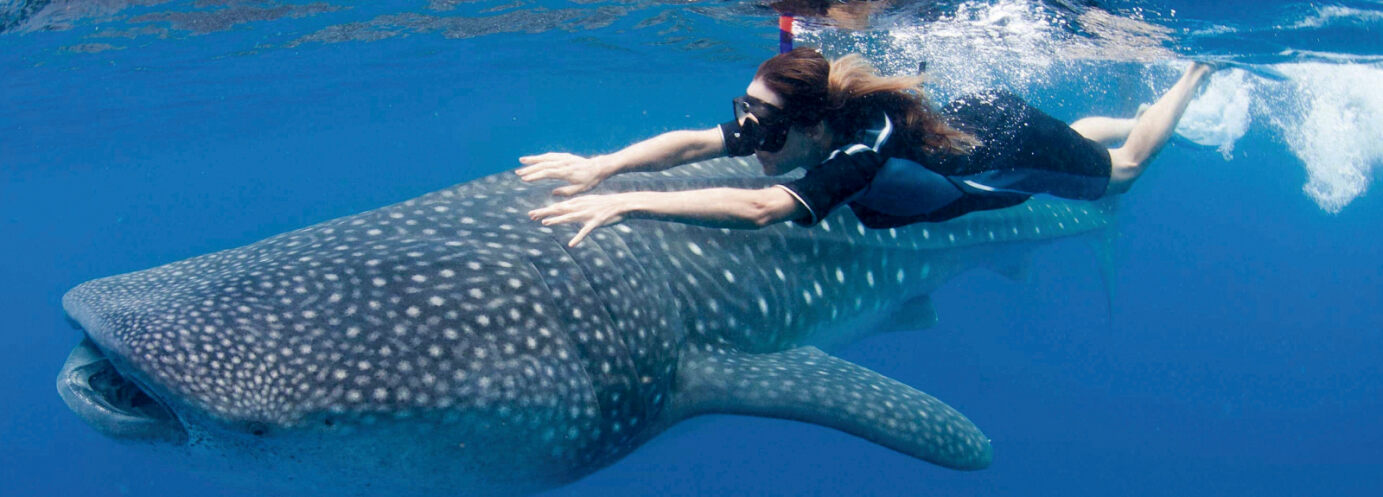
[670,346,992,470]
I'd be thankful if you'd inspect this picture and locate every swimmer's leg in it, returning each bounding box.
[1104,63,1215,195]
[1070,116,1139,147]
[1073,104,1152,146]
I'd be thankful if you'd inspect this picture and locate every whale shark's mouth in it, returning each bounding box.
[57,335,187,444]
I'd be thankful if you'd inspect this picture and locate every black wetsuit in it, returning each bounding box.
[725,90,1112,229]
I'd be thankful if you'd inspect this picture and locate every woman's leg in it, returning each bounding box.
[1070,116,1140,146]
[1104,63,1216,194]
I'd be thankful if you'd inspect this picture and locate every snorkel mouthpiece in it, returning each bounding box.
[725,118,764,156]
[731,95,792,153]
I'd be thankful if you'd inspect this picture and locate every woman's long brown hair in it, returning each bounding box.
[755,47,977,156]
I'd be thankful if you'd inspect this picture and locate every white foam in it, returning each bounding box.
[1190,24,1240,36]
[1286,5,1383,30]
[1177,68,1253,160]
[1279,48,1383,65]
[1266,63,1383,213]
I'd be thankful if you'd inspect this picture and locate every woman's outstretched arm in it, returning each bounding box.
[517,126,726,196]
[528,186,805,247]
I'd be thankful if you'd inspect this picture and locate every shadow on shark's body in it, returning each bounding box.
[57,157,1114,496]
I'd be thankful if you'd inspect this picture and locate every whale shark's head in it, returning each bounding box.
[56,191,624,496]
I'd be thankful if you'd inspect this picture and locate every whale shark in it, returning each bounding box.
[57,156,1114,496]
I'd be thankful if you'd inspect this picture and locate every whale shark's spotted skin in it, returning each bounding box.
[61,157,1113,496]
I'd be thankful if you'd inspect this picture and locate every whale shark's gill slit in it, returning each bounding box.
[538,228,657,446]
[573,238,626,330]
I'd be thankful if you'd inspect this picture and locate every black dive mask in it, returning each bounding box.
[732,95,792,153]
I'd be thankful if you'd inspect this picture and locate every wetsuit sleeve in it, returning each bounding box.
[779,145,887,226]
[719,120,757,157]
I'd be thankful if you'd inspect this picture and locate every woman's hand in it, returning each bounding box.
[516,153,614,196]
[528,193,636,247]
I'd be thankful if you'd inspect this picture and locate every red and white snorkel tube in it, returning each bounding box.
[778,14,794,53]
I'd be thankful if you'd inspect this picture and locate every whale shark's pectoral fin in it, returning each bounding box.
[1087,225,1119,325]
[672,346,992,470]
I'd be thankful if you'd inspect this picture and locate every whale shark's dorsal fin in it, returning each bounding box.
[671,346,992,470]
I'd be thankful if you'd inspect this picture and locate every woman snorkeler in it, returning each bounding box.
[521,47,1215,247]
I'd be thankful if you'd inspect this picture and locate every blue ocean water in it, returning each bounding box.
[2,1,1381,496]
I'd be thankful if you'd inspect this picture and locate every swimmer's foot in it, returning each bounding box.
[1190,57,1288,82]
[1192,60,1222,73]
